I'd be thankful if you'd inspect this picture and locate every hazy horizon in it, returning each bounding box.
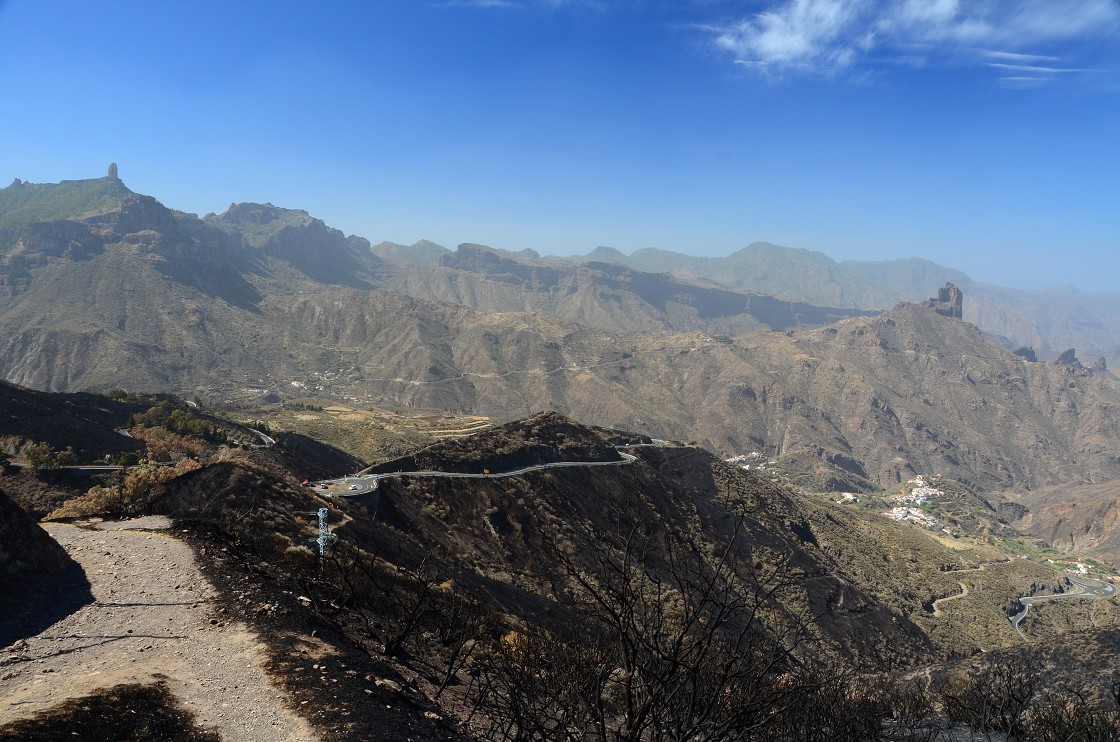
[1,0,1118,293]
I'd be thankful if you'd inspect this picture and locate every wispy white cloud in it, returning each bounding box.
[704,0,1120,83]
[997,76,1059,90]
[434,0,521,9]
[712,0,868,72]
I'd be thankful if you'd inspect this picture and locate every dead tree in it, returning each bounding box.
[472,517,820,741]
[932,653,1040,741]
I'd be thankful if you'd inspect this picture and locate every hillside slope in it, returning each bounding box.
[559,242,1120,369]
[263,291,1120,498]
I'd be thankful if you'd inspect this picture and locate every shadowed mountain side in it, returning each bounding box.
[562,243,967,311]
[146,415,936,669]
[372,243,875,336]
[4,176,1120,519]
[366,448,935,668]
[365,411,621,474]
[0,381,145,460]
[0,247,273,391]
[5,252,1120,501]
[206,201,381,290]
[0,188,262,310]
[263,431,368,481]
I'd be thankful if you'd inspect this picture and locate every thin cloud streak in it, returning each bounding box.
[985,62,1099,74]
[981,50,1062,63]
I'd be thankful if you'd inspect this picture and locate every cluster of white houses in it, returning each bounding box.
[885,475,945,529]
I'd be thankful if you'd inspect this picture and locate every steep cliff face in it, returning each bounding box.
[207,202,379,288]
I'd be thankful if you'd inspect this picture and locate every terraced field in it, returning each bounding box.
[234,401,493,464]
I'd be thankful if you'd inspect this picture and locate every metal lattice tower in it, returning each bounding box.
[308,507,337,574]
[316,507,332,557]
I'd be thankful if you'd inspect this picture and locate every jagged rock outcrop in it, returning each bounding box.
[1013,346,1038,362]
[107,162,119,181]
[924,282,963,319]
[1055,348,1082,367]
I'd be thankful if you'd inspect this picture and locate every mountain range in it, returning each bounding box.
[376,236,1120,370]
[3,172,1120,559]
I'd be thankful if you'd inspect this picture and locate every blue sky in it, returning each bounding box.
[1,0,1118,292]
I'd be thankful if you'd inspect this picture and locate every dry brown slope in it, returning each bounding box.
[1008,481,1120,563]
[268,291,1120,495]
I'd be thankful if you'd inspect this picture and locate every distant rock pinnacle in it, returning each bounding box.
[107,162,119,181]
[1055,348,1082,367]
[924,282,963,319]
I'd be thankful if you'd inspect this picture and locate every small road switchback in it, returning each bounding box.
[1009,576,1119,639]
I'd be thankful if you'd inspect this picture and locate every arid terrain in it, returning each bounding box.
[4,174,1120,739]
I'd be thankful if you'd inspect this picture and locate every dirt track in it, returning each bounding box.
[0,518,317,741]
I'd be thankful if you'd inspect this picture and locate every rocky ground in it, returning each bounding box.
[0,517,316,741]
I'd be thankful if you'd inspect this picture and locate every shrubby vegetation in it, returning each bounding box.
[128,426,205,463]
[130,402,228,443]
[23,441,78,470]
[283,401,324,412]
[104,388,139,403]
[47,459,202,519]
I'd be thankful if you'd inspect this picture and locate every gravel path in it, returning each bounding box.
[0,518,318,741]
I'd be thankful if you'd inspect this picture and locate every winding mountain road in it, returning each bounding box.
[930,582,970,617]
[1009,576,1118,639]
[319,449,642,496]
